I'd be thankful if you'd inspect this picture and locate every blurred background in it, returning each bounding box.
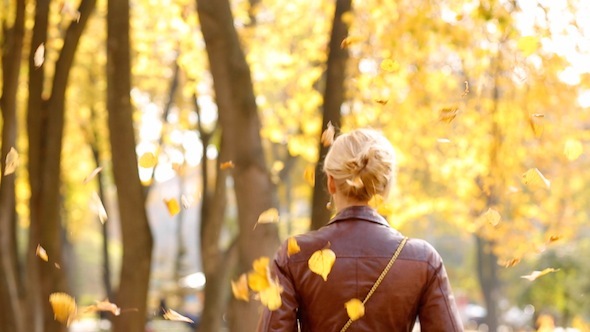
[1,0,589,331]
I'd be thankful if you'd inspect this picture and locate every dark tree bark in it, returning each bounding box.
[26,1,96,331]
[0,1,26,332]
[310,0,352,230]
[107,0,153,330]
[195,0,280,330]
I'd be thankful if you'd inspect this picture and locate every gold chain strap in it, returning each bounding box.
[340,237,408,332]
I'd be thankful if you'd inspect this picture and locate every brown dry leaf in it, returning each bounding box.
[254,208,279,229]
[303,165,315,186]
[287,237,301,257]
[138,152,157,168]
[522,168,550,189]
[521,268,559,281]
[320,121,335,147]
[308,244,336,281]
[340,36,362,48]
[91,192,108,224]
[163,308,194,323]
[259,278,283,311]
[380,59,400,72]
[49,292,77,326]
[231,274,249,302]
[344,298,365,321]
[83,166,103,184]
[439,107,459,123]
[220,161,235,170]
[4,147,19,176]
[36,244,49,262]
[84,299,121,316]
[164,198,181,216]
[34,43,45,68]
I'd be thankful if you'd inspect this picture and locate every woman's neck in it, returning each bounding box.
[332,193,369,213]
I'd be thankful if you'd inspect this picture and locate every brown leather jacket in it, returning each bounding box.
[258,206,463,332]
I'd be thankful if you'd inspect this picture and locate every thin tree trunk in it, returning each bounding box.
[27,0,96,331]
[310,0,352,230]
[107,0,153,330]
[195,0,280,330]
[0,1,26,331]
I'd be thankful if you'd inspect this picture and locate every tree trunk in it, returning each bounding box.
[195,0,280,330]
[107,0,153,330]
[310,0,352,230]
[0,1,26,332]
[26,1,96,331]
[476,236,499,331]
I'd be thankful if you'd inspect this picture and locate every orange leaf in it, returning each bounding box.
[49,292,77,326]
[231,274,249,302]
[287,237,301,257]
[220,161,235,170]
[164,198,181,216]
[320,121,335,147]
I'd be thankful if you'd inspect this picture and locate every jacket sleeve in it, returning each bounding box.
[418,245,464,331]
[257,241,299,332]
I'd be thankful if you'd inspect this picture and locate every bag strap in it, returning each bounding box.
[340,237,408,332]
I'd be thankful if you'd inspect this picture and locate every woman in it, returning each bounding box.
[258,129,463,331]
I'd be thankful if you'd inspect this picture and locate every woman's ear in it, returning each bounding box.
[327,175,336,194]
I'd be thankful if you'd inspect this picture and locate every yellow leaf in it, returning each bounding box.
[303,165,315,186]
[36,244,49,262]
[528,114,544,137]
[340,36,363,49]
[49,292,77,326]
[439,107,459,123]
[220,161,235,170]
[287,237,301,257]
[374,98,389,105]
[259,279,283,311]
[517,36,540,56]
[380,59,400,72]
[83,299,121,316]
[547,235,562,243]
[138,152,157,168]
[501,258,521,268]
[340,11,354,26]
[164,198,181,216]
[564,139,583,161]
[252,256,270,274]
[308,245,336,281]
[521,268,559,281]
[83,166,103,184]
[91,192,108,224]
[480,208,501,226]
[163,308,194,323]
[231,274,249,302]
[254,208,279,228]
[522,168,550,189]
[34,43,45,68]
[248,257,270,291]
[320,121,335,147]
[344,298,365,321]
[4,147,19,176]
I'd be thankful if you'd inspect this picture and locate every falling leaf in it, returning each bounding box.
[344,298,365,321]
[380,59,400,72]
[164,198,181,216]
[254,208,279,228]
[259,279,283,311]
[231,274,249,302]
[548,235,562,243]
[563,139,583,161]
[34,43,45,68]
[220,161,235,170]
[517,36,540,57]
[480,208,501,226]
[248,257,270,291]
[439,107,459,123]
[55,263,61,269]
[521,268,559,281]
[528,114,544,137]
[84,299,121,316]
[374,98,389,105]
[180,195,192,209]
[4,147,19,176]
[502,258,521,268]
[287,237,301,257]
[308,244,336,281]
[83,166,103,184]
[522,168,550,189]
[49,292,77,326]
[61,2,81,22]
[346,176,364,189]
[163,308,194,323]
[340,36,363,48]
[138,152,157,168]
[461,80,470,97]
[36,244,49,262]
[320,121,335,147]
[303,165,315,186]
[91,192,108,224]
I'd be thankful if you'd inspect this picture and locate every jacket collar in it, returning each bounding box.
[327,205,390,227]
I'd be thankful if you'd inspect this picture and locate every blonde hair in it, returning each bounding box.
[323,129,396,202]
